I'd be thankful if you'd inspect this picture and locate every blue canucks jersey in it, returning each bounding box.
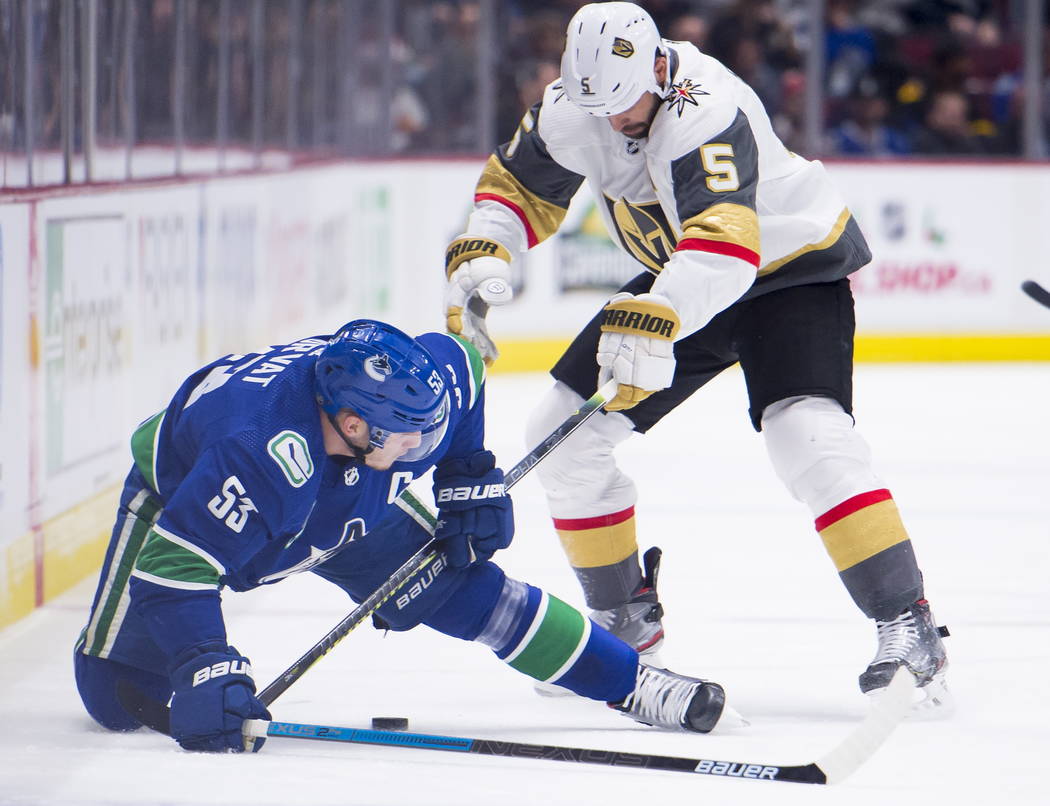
[81,330,488,665]
[131,331,486,591]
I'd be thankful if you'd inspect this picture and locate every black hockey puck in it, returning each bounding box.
[371,717,409,731]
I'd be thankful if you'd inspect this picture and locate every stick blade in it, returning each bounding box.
[1021,280,1050,308]
[815,667,915,785]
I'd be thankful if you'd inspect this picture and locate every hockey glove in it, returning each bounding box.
[433,450,514,568]
[444,236,514,365]
[597,292,681,412]
[168,641,270,753]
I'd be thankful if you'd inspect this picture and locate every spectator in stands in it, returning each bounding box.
[827,77,912,156]
[770,68,808,154]
[911,88,987,153]
[419,1,482,151]
[825,0,879,101]
[666,12,709,50]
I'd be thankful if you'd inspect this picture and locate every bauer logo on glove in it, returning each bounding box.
[191,658,253,687]
[436,482,507,503]
[432,450,514,568]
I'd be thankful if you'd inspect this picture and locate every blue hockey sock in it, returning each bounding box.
[476,578,637,703]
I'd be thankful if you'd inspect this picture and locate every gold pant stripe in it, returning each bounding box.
[819,498,909,572]
[556,517,638,569]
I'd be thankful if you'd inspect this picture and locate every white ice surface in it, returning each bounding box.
[1,364,1048,806]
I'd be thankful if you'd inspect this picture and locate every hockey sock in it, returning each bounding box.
[476,578,636,702]
[553,506,641,610]
[816,489,923,621]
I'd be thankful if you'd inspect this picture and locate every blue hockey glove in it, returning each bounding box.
[433,450,514,568]
[168,642,271,753]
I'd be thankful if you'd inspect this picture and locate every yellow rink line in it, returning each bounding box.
[3,330,1049,631]
[0,488,118,631]
[487,334,1050,373]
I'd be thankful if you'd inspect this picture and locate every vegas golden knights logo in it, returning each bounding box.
[605,196,675,273]
[612,37,635,58]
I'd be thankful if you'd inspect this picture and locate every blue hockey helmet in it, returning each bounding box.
[314,320,450,463]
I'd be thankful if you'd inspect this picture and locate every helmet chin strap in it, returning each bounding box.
[652,44,669,97]
[328,412,374,464]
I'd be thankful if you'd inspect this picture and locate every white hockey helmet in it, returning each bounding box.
[560,2,666,117]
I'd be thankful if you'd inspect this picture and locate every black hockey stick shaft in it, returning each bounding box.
[255,378,618,705]
[253,719,826,784]
[1021,279,1050,309]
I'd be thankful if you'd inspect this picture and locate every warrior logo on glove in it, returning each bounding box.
[598,293,682,411]
[601,302,679,339]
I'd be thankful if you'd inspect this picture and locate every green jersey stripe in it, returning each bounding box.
[135,529,223,586]
[395,489,438,532]
[85,490,161,657]
[447,334,485,408]
[130,569,220,591]
[130,410,165,494]
[149,524,226,574]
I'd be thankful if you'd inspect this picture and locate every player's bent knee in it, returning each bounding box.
[525,382,584,455]
[762,395,879,512]
[74,650,170,732]
[525,382,635,497]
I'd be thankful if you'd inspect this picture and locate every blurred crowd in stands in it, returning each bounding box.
[407,0,1050,158]
[2,0,1048,178]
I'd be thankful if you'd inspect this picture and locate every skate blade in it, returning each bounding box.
[866,669,954,719]
[717,703,750,730]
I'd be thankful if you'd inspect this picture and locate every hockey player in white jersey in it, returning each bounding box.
[443,2,949,709]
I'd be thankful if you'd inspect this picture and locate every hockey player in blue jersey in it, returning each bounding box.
[74,319,728,752]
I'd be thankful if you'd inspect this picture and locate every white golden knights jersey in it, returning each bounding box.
[449,41,871,338]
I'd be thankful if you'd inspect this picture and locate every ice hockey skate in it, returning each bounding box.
[610,664,725,733]
[535,547,665,697]
[590,546,666,661]
[860,599,952,714]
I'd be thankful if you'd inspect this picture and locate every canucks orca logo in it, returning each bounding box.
[612,37,634,58]
[664,78,709,116]
[364,353,392,382]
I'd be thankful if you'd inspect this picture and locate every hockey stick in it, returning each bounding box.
[120,378,618,715]
[254,377,617,705]
[119,667,914,785]
[1021,279,1050,309]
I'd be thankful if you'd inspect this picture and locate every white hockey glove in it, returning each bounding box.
[444,236,514,365]
[597,292,681,412]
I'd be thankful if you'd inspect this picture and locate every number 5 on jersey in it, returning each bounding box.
[700,143,739,192]
[208,475,258,533]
